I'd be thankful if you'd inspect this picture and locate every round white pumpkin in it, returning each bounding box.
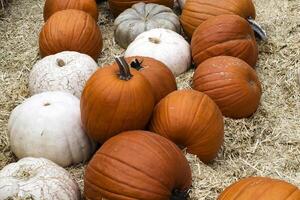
[8,91,96,167]
[124,28,191,76]
[114,2,181,48]
[29,51,98,98]
[0,157,80,200]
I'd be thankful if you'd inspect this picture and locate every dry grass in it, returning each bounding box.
[0,0,299,199]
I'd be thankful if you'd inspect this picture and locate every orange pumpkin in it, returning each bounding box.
[180,0,256,38]
[84,130,192,200]
[191,14,258,68]
[193,56,262,119]
[43,0,98,21]
[218,177,300,200]
[127,56,177,103]
[108,0,174,17]
[149,90,224,163]
[39,9,103,60]
[81,57,155,144]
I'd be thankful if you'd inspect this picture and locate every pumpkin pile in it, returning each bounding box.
[1,0,299,199]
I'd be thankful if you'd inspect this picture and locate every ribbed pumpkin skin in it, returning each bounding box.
[180,0,256,38]
[80,63,155,144]
[108,0,174,17]
[84,130,192,200]
[193,56,261,119]
[191,14,258,68]
[218,177,300,200]
[126,56,177,103]
[149,90,224,163]
[39,9,103,60]
[43,0,98,21]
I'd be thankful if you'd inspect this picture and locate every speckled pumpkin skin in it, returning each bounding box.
[0,157,80,200]
[29,51,98,98]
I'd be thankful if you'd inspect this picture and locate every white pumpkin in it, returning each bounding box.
[0,157,80,200]
[114,2,181,48]
[8,91,96,167]
[125,28,191,76]
[29,51,98,98]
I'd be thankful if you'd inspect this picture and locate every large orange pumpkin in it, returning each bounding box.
[180,0,256,38]
[127,56,177,103]
[218,177,300,200]
[108,0,174,17]
[191,14,258,68]
[43,0,98,21]
[193,56,262,119]
[84,130,192,200]
[149,90,224,163]
[39,9,103,60]
[81,57,155,144]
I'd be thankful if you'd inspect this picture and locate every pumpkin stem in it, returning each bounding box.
[247,17,268,41]
[130,59,143,70]
[170,189,189,200]
[56,58,66,67]
[115,56,133,80]
[148,37,160,44]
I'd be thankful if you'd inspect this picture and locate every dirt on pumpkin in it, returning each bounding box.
[0,0,299,199]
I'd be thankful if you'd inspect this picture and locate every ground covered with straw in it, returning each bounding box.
[0,0,299,199]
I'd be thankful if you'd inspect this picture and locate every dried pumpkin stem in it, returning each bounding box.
[247,17,268,41]
[148,37,160,44]
[130,59,143,70]
[115,56,133,80]
[56,58,66,67]
[170,189,189,200]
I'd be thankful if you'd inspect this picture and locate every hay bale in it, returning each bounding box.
[0,0,8,9]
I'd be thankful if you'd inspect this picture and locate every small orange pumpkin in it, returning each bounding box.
[127,56,177,103]
[149,90,224,163]
[218,177,300,200]
[192,56,262,119]
[191,14,258,67]
[81,57,155,144]
[84,130,192,200]
[39,9,103,60]
[108,0,174,17]
[43,0,98,21]
[180,0,256,38]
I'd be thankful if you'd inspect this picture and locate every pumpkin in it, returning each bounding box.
[191,14,258,68]
[43,0,98,21]
[149,90,224,162]
[218,177,300,200]
[109,0,174,17]
[127,56,177,103]
[84,130,192,200]
[8,91,96,167]
[114,2,180,49]
[192,56,262,119]
[81,56,155,144]
[29,51,98,98]
[180,0,256,38]
[125,28,191,76]
[0,157,80,200]
[39,9,103,60]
